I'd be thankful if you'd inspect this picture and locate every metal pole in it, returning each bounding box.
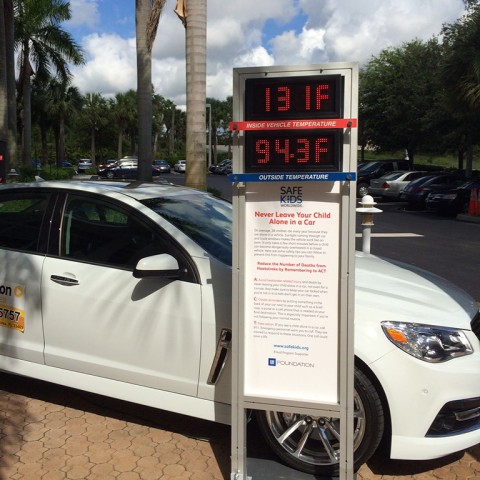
[206,103,212,168]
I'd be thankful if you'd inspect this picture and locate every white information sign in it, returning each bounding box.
[243,181,340,404]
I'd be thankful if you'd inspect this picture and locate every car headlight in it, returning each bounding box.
[442,194,458,200]
[381,321,473,362]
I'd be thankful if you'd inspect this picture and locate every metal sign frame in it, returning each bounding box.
[230,63,358,480]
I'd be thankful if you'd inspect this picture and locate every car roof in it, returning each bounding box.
[0,180,209,202]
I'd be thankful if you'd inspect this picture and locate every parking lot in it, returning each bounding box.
[1,174,479,479]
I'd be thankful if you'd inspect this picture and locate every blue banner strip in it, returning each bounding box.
[229,172,356,183]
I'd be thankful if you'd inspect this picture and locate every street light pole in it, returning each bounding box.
[206,103,212,168]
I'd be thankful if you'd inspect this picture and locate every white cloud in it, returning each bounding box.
[67,0,100,29]
[71,33,137,96]
[68,0,468,104]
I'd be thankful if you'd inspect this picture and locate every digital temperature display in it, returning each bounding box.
[244,74,344,173]
[245,130,340,173]
[245,75,342,120]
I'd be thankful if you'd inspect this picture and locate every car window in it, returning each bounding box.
[61,195,172,269]
[381,172,404,181]
[407,172,426,181]
[143,193,232,265]
[0,192,50,252]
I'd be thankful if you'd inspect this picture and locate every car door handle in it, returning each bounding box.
[50,275,79,286]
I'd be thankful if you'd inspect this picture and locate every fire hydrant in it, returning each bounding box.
[356,195,382,254]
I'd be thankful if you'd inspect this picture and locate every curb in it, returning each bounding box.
[456,213,480,223]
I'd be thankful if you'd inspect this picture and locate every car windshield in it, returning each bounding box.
[142,194,232,265]
[357,162,381,173]
[380,171,405,181]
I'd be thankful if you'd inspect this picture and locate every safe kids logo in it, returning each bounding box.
[280,185,302,207]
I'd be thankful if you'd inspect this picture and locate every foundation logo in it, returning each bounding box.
[268,357,315,368]
[280,185,302,207]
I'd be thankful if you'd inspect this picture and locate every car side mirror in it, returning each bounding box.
[133,253,184,279]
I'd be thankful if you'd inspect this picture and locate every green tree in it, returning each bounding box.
[0,0,8,181]
[442,5,480,176]
[110,90,137,159]
[360,39,445,165]
[206,96,232,165]
[44,77,82,166]
[82,93,107,167]
[14,0,84,165]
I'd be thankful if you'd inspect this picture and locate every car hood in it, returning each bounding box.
[355,252,477,329]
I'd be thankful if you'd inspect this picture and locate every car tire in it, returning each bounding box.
[106,171,115,179]
[255,368,384,476]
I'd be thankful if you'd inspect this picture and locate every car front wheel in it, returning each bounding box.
[255,368,384,476]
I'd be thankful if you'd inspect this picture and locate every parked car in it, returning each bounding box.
[97,160,163,179]
[0,180,479,477]
[400,173,466,209]
[209,159,232,174]
[357,160,411,197]
[368,171,429,200]
[174,160,186,173]
[216,160,232,175]
[97,159,138,179]
[97,159,118,171]
[31,159,42,170]
[77,159,93,172]
[425,179,480,215]
[152,159,171,173]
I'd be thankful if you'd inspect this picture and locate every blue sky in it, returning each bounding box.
[64,0,467,108]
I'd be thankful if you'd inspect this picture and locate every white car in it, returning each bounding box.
[0,180,479,477]
[368,170,429,199]
[174,159,186,173]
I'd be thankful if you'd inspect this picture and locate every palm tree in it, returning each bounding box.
[44,77,82,166]
[5,0,16,161]
[0,0,8,182]
[111,90,137,159]
[83,93,107,167]
[135,0,166,181]
[14,0,84,165]
[181,0,207,191]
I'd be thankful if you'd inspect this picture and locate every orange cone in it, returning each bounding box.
[468,188,479,215]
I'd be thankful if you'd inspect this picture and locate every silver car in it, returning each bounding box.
[174,160,186,173]
[368,170,428,199]
[77,159,93,172]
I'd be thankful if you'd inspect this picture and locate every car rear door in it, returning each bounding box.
[0,189,54,364]
[41,192,202,396]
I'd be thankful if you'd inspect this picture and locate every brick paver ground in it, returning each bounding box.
[1,373,479,480]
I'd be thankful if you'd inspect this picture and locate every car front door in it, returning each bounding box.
[0,190,53,364]
[41,193,202,396]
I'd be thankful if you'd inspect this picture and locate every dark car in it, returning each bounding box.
[215,160,232,175]
[357,160,411,197]
[425,179,480,215]
[400,173,466,209]
[152,159,171,173]
[209,159,231,174]
[98,160,162,179]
